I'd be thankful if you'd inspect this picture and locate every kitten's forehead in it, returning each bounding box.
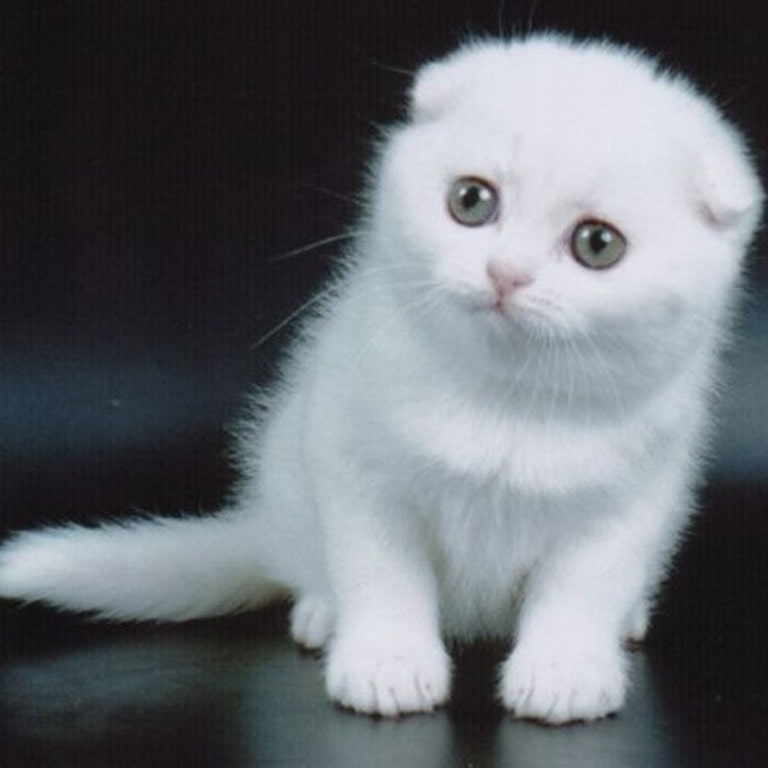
[406,38,694,211]
[415,38,673,120]
[459,49,668,154]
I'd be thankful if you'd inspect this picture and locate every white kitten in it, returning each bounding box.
[0,35,762,724]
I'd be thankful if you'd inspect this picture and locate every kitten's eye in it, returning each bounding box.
[571,220,627,269]
[447,177,499,227]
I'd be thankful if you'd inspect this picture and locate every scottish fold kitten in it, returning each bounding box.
[0,35,762,724]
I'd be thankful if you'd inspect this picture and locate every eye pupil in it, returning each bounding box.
[590,229,611,252]
[448,177,498,226]
[461,187,479,209]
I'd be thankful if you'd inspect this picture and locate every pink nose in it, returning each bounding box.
[486,261,534,299]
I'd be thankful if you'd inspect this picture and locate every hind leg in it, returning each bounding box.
[623,596,651,644]
[290,593,335,650]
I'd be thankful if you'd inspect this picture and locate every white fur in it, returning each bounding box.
[0,35,762,723]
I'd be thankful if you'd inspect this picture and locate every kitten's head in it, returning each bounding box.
[371,36,762,364]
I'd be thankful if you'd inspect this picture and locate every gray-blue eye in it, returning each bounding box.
[447,177,499,227]
[571,220,627,269]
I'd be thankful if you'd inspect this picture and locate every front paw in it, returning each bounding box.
[325,635,451,717]
[499,641,627,724]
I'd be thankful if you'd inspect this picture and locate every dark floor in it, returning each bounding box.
[0,484,766,768]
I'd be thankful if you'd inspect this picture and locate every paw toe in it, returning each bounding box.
[500,644,627,724]
[325,641,450,717]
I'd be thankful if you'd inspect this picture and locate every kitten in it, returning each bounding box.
[0,35,762,724]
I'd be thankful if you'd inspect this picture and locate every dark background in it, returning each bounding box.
[1,2,767,766]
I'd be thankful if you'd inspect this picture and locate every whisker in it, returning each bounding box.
[250,291,328,350]
[502,338,536,409]
[296,184,363,205]
[353,262,455,294]
[270,231,363,263]
[543,332,562,482]
[519,327,548,432]
[558,331,575,423]
[497,0,507,37]
[514,300,628,430]
[575,327,629,427]
[526,0,543,34]
[354,262,422,279]
[369,60,414,77]
[348,285,449,370]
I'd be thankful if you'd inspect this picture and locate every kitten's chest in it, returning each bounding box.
[390,387,647,496]
[416,474,585,639]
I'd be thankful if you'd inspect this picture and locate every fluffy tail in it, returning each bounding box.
[0,510,288,621]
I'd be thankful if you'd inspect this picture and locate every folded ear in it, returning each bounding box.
[695,128,764,235]
[409,58,466,122]
[409,45,504,122]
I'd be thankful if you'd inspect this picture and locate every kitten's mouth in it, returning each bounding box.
[462,290,512,315]
[490,296,508,315]
[480,294,521,320]
[468,296,525,329]
[471,294,559,337]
